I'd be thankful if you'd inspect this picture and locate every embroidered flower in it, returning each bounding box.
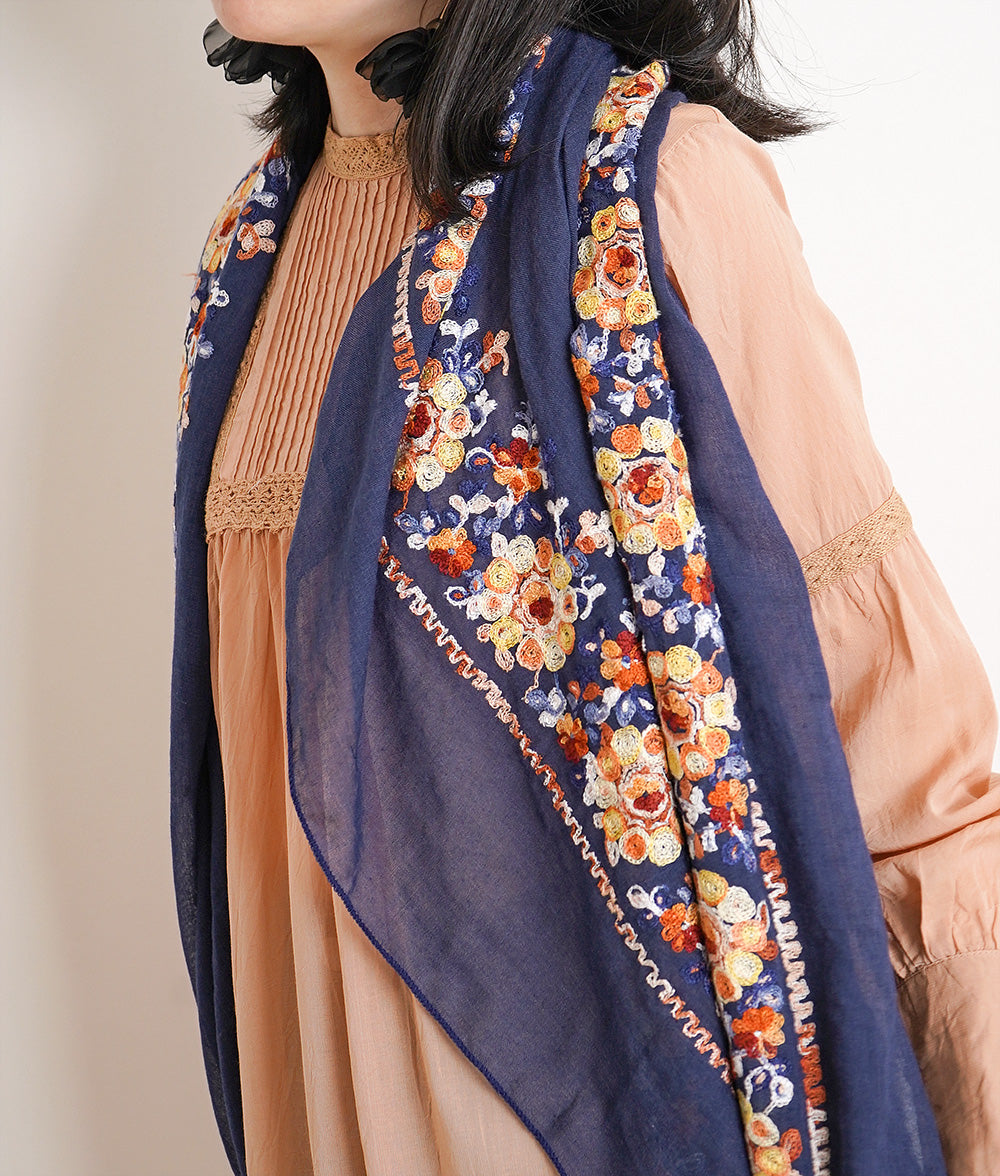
[235,218,276,260]
[427,527,476,577]
[600,630,649,691]
[682,552,714,604]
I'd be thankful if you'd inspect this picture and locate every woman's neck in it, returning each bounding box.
[308,2,445,137]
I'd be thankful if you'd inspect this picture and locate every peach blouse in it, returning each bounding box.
[204,104,999,1175]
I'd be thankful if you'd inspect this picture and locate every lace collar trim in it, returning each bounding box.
[322,121,408,181]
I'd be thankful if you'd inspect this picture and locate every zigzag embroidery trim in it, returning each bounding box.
[750,801,832,1175]
[378,538,731,1079]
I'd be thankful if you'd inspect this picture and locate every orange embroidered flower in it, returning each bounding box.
[556,714,589,762]
[611,423,643,458]
[602,243,641,292]
[659,901,701,952]
[653,513,684,549]
[572,267,595,296]
[403,396,433,439]
[682,552,714,604]
[595,298,628,331]
[491,437,543,502]
[691,661,723,695]
[707,777,748,815]
[419,358,443,389]
[752,1146,792,1176]
[600,630,649,691]
[697,725,730,760]
[431,238,465,270]
[679,742,714,781]
[427,527,476,577]
[732,1006,786,1059]
[658,688,694,741]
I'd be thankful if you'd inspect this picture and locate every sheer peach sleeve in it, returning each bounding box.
[653,102,1000,1176]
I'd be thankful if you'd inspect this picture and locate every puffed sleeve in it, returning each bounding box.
[652,101,1000,1175]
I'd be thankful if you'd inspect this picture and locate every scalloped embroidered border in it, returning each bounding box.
[377,538,732,1080]
[801,488,911,596]
[750,800,832,1175]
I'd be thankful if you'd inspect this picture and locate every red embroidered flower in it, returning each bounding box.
[600,630,649,691]
[404,397,433,438]
[427,527,476,577]
[625,462,667,507]
[556,714,589,762]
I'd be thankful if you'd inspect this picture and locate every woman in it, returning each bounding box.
[173,2,999,1174]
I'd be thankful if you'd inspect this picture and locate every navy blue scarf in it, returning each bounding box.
[172,26,945,1176]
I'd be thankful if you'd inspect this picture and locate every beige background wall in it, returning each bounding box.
[1,1,996,1173]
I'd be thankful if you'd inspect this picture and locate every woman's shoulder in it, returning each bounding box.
[652,99,798,246]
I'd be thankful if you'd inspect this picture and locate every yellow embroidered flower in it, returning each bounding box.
[484,557,517,593]
[625,289,657,325]
[506,534,536,573]
[718,886,758,924]
[542,635,567,671]
[610,508,629,540]
[623,522,656,554]
[665,644,701,683]
[753,1146,792,1176]
[549,552,573,590]
[591,206,618,240]
[696,869,729,907]
[726,949,764,987]
[435,437,465,472]
[675,495,697,532]
[611,725,642,766]
[595,447,622,482]
[575,288,600,320]
[704,692,735,726]
[431,371,467,408]
[578,235,598,266]
[489,615,523,650]
[603,806,626,841]
[415,454,446,491]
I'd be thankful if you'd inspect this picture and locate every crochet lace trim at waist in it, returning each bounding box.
[205,472,305,536]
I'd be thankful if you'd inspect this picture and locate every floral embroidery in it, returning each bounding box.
[177,143,289,436]
[380,46,826,1170]
[571,59,826,1171]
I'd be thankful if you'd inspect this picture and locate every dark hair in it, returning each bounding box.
[254,0,830,216]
